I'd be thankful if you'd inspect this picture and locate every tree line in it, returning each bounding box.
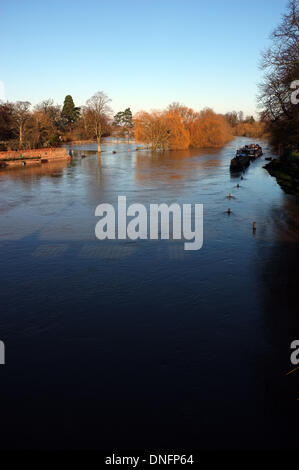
[135,106,231,150]
[134,105,265,151]
[0,91,113,152]
[0,94,265,153]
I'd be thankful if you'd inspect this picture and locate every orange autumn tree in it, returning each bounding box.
[167,103,199,129]
[190,109,233,148]
[234,121,266,138]
[134,111,170,150]
[134,110,190,150]
[134,106,233,150]
[164,111,190,150]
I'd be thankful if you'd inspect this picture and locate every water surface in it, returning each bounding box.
[0,137,298,449]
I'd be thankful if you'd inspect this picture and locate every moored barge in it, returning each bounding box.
[230,144,263,171]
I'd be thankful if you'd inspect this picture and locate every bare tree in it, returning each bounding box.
[35,99,61,127]
[258,0,299,150]
[13,101,31,148]
[85,91,112,152]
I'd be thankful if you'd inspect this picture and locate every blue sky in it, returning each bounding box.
[1,0,287,116]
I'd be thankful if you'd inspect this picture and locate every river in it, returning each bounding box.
[0,137,298,449]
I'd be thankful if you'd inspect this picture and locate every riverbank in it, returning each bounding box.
[0,147,71,169]
[265,152,299,196]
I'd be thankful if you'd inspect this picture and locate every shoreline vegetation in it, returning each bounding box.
[133,106,265,151]
[259,0,299,195]
[0,96,265,154]
[264,151,299,196]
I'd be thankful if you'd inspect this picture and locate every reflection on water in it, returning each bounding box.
[134,148,222,183]
[0,137,298,449]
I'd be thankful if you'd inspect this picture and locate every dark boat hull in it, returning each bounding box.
[231,144,263,171]
[230,155,251,171]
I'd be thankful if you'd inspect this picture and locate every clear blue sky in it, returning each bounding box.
[1,0,287,117]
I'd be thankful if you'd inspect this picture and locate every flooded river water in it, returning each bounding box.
[0,137,298,449]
